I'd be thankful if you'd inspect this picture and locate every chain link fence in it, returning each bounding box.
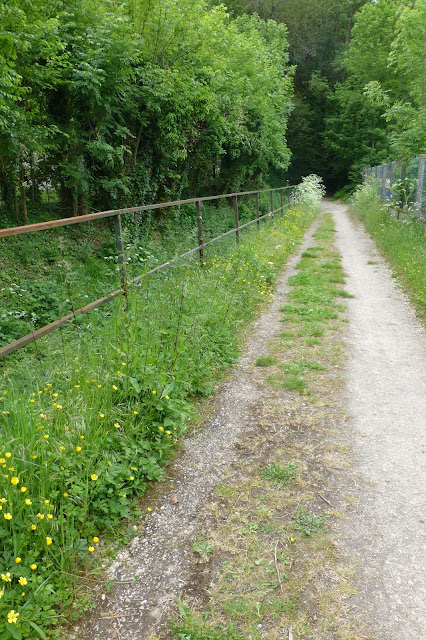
[362,155,426,220]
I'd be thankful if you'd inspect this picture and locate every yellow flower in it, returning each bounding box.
[15,557,21,564]
[114,423,120,429]
[60,446,65,451]
[90,474,98,481]
[112,385,118,391]
[76,446,82,452]
[0,498,6,503]
[20,487,27,493]
[165,395,169,400]
[97,384,102,389]
[92,537,99,543]
[31,524,37,531]
[31,455,37,460]
[158,426,164,432]
[88,546,95,553]
[52,393,58,398]
[0,588,3,598]
[30,564,37,570]
[7,610,19,624]
[133,410,138,415]
[46,536,52,546]
[1,573,11,582]
[43,434,49,440]
[36,513,44,520]
[129,476,134,481]
[0,458,5,464]
[99,413,105,419]
[80,435,84,440]
[152,390,156,395]
[39,414,46,419]
[4,513,12,520]
[10,477,19,485]
[44,499,49,505]
[25,498,32,506]
[147,507,152,512]
[47,514,53,520]
[18,577,27,586]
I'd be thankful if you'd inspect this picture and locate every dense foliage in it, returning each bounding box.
[0,0,293,224]
[228,0,425,188]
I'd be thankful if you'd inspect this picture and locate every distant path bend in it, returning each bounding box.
[326,200,426,640]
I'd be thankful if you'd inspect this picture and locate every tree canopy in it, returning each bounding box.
[0,0,293,222]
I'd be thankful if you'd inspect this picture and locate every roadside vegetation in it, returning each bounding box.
[350,182,426,323]
[0,192,316,639]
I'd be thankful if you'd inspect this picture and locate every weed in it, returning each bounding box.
[192,534,214,560]
[293,509,328,537]
[255,356,277,367]
[260,462,298,486]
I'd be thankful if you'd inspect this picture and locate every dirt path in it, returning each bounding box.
[64,202,426,640]
[330,201,426,639]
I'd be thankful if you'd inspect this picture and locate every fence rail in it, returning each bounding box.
[0,185,293,360]
[362,154,426,220]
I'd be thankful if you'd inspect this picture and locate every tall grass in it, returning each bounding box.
[0,202,314,639]
[350,182,426,322]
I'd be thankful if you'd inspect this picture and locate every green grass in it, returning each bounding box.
[255,356,277,367]
[351,182,426,322]
[260,462,298,486]
[0,205,315,639]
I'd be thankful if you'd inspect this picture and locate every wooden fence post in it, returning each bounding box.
[270,191,274,220]
[114,214,128,312]
[416,154,425,219]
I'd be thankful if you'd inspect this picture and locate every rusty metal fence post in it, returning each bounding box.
[196,200,204,265]
[256,192,260,230]
[232,195,240,245]
[114,214,128,312]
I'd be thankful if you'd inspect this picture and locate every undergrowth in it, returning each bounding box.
[0,201,314,639]
[350,182,426,323]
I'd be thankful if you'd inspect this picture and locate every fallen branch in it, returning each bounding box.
[274,539,283,592]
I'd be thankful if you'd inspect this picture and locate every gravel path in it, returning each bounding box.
[329,201,426,640]
[64,202,426,639]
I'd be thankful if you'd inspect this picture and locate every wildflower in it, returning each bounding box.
[4,513,12,520]
[25,498,32,505]
[0,498,6,503]
[63,492,68,497]
[0,458,5,464]
[31,455,37,460]
[47,514,53,520]
[0,588,3,598]
[166,430,171,435]
[114,423,120,429]
[90,474,98,481]
[112,385,118,391]
[43,434,49,440]
[1,573,11,582]
[20,487,27,493]
[30,564,37,570]
[147,507,152,512]
[15,557,21,564]
[44,500,49,505]
[93,537,99,543]
[31,524,37,531]
[165,395,169,400]
[10,477,19,485]
[36,513,44,520]
[99,413,105,419]
[133,410,138,415]
[46,536,52,546]
[158,426,164,432]
[52,393,58,398]
[39,414,46,419]
[88,546,95,553]
[129,476,134,481]
[152,390,156,395]
[80,435,84,440]
[97,384,102,389]
[7,610,19,624]
[76,446,82,452]
[60,446,65,451]
[18,577,27,587]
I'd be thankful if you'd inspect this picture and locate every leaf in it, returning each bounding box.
[160,382,175,399]
[129,377,141,394]
[6,624,22,640]
[28,621,49,640]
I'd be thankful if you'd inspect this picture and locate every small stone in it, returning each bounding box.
[170,496,179,505]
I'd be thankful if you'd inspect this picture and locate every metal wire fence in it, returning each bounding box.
[362,155,426,220]
[0,185,293,360]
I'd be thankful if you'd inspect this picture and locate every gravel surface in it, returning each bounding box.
[330,201,426,640]
[63,219,322,640]
[63,202,426,639]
